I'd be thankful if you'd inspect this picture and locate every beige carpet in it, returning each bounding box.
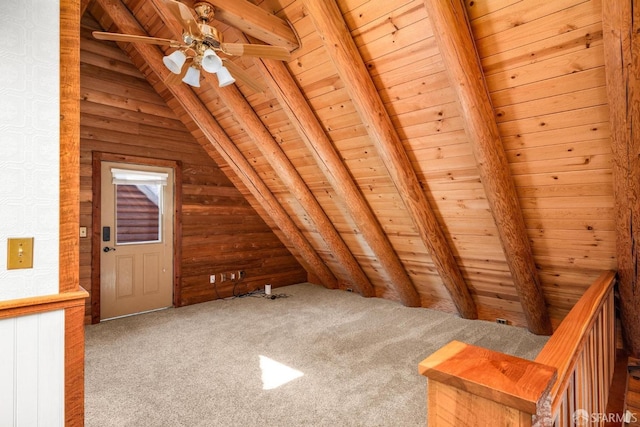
[85,283,548,426]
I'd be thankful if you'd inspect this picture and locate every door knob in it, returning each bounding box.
[103,246,116,253]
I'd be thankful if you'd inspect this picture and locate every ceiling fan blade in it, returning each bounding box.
[222,60,266,94]
[92,31,182,47]
[222,43,291,61]
[160,0,202,39]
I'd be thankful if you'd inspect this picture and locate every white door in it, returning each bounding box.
[100,162,174,320]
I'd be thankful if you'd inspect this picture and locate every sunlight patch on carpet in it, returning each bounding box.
[259,355,304,390]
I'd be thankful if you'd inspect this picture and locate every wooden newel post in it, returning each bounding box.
[419,341,557,426]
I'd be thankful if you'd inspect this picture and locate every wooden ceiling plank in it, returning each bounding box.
[93,0,338,289]
[305,0,477,317]
[150,0,374,298]
[81,0,93,17]
[204,0,299,51]
[603,0,640,357]
[246,36,426,307]
[423,0,552,335]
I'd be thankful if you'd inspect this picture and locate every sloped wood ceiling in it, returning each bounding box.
[84,0,628,337]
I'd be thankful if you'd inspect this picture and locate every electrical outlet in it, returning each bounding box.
[238,270,245,279]
[220,273,226,282]
[210,274,216,284]
[496,318,508,325]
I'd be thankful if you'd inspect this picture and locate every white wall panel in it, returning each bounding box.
[15,315,38,426]
[0,311,64,427]
[0,318,16,427]
[36,311,65,424]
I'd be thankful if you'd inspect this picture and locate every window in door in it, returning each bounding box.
[111,168,168,245]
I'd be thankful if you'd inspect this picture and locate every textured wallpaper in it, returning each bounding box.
[0,0,60,299]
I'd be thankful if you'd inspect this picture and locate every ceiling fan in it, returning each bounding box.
[93,0,292,91]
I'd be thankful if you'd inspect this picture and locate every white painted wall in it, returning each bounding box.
[0,0,60,300]
[0,1,65,426]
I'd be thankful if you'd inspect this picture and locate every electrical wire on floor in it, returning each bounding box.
[262,290,290,300]
[226,283,290,300]
[212,278,290,301]
[213,279,221,300]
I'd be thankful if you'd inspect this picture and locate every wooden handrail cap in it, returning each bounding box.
[419,340,557,414]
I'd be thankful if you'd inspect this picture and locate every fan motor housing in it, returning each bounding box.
[200,24,222,49]
[194,2,215,22]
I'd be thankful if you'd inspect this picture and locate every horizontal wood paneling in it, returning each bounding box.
[80,14,306,317]
[346,0,517,313]
[469,0,613,318]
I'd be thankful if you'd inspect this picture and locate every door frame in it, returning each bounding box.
[91,152,182,323]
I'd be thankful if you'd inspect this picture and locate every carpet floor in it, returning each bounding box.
[85,283,548,426]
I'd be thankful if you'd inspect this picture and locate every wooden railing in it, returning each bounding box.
[535,271,616,425]
[419,271,617,426]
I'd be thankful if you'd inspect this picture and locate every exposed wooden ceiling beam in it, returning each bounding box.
[603,0,640,356]
[305,0,477,317]
[423,0,552,335]
[151,0,374,298]
[180,0,299,51]
[240,33,426,307]
[212,83,375,297]
[93,0,338,289]
[254,67,416,305]
[80,0,93,18]
[81,0,93,17]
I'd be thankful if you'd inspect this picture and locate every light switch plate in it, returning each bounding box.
[7,238,34,269]
[79,226,87,238]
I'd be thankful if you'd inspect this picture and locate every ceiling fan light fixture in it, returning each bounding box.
[163,50,187,74]
[182,66,201,87]
[201,49,223,73]
[217,66,235,87]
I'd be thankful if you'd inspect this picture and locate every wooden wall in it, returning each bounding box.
[80,15,307,319]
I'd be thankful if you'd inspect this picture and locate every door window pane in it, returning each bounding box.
[115,184,162,244]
